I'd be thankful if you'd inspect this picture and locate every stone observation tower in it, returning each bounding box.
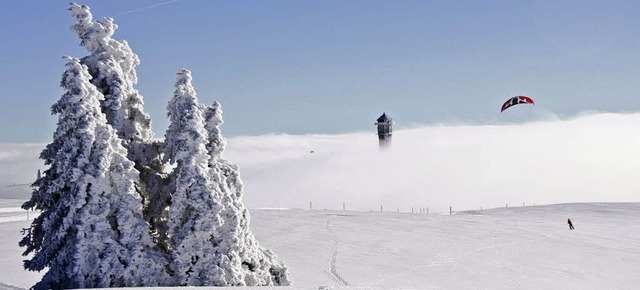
[375,112,393,148]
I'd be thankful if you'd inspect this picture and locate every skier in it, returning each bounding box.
[567,218,574,230]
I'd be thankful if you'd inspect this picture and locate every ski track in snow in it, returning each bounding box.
[489,218,521,290]
[325,219,349,287]
[366,217,551,288]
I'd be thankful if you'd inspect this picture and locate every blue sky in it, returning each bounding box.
[1,0,639,142]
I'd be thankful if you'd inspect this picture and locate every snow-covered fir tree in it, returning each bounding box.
[68,3,167,230]
[164,70,290,286]
[204,102,291,286]
[22,3,291,287]
[20,58,169,289]
[163,69,226,285]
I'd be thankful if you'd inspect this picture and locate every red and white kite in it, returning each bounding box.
[501,96,535,112]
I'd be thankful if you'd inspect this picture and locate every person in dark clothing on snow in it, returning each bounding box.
[567,218,574,230]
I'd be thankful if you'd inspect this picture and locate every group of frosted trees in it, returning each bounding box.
[19,3,290,289]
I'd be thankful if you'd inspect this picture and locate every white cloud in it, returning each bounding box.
[226,113,640,212]
[3,112,640,211]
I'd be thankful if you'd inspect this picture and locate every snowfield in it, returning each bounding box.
[1,200,639,290]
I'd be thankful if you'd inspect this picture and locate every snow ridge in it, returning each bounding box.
[0,281,26,290]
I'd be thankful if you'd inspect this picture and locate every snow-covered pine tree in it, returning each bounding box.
[163,69,226,286]
[204,102,291,286]
[68,3,167,230]
[20,58,169,289]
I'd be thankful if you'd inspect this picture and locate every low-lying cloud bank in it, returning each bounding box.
[0,144,45,199]
[2,113,640,212]
[225,112,640,212]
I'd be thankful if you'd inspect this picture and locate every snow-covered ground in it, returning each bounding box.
[1,198,639,290]
[2,116,640,289]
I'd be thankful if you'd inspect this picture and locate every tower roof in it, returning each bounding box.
[377,112,392,123]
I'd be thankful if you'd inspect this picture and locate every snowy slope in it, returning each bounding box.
[0,200,41,289]
[1,201,639,289]
[250,204,640,289]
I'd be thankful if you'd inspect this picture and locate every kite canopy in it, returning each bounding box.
[501,96,535,112]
